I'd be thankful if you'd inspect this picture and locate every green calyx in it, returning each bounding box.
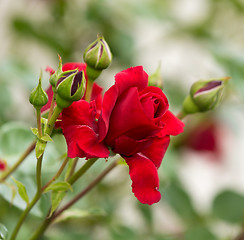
[29,72,48,110]
[55,69,86,109]
[83,36,112,81]
[148,63,163,88]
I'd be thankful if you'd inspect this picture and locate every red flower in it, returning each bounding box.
[61,66,184,205]
[98,66,184,204]
[0,159,6,171]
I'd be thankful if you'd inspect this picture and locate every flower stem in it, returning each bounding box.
[36,109,42,137]
[68,158,98,185]
[65,157,78,181]
[45,106,62,135]
[0,141,36,183]
[42,156,70,191]
[47,92,56,122]
[85,79,93,102]
[29,159,119,240]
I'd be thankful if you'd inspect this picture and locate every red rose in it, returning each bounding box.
[98,66,184,204]
[61,66,184,205]
[0,159,6,171]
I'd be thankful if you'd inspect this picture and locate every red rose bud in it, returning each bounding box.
[29,73,48,110]
[183,77,230,114]
[83,36,112,80]
[56,69,86,108]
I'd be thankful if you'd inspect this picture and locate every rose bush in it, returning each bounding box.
[61,66,184,205]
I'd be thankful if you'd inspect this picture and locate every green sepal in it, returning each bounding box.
[31,128,53,142]
[11,177,29,206]
[35,140,47,159]
[49,55,63,87]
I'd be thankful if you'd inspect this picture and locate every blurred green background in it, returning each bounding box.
[1,0,244,239]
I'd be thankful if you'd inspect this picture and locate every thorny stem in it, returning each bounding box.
[36,109,42,137]
[0,141,36,183]
[29,159,120,240]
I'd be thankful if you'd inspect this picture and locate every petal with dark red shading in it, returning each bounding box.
[142,136,170,169]
[160,111,184,136]
[63,125,109,159]
[124,154,161,205]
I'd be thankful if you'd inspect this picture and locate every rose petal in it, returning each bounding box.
[124,154,161,205]
[113,135,151,156]
[41,85,54,113]
[141,136,170,169]
[63,125,109,159]
[161,111,184,136]
[115,66,148,94]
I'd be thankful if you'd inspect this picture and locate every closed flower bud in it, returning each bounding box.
[56,69,86,108]
[29,73,48,110]
[183,77,230,114]
[83,36,112,80]
[0,159,7,171]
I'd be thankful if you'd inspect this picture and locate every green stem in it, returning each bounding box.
[68,158,98,185]
[42,156,70,191]
[10,191,41,240]
[30,159,119,240]
[47,92,56,122]
[36,109,42,137]
[0,141,36,183]
[65,157,78,181]
[10,105,62,240]
[85,79,93,102]
[45,106,62,135]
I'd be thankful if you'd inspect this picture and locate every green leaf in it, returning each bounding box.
[30,127,39,137]
[185,226,218,240]
[212,190,244,223]
[44,181,73,193]
[164,180,199,224]
[40,133,53,142]
[49,191,66,217]
[0,122,35,158]
[54,208,106,223]
[0,223,8,240]
[11,177,29,205]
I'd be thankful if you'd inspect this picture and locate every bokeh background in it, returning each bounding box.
[1,0,244,239]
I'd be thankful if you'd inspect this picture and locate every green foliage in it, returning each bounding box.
[11,177,29,206]
[185,226,217,240]
[164,180,199,224]
[0,122,35,159]
[212,190,244,223]
[0,224,8,240]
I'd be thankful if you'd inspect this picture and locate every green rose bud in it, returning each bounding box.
[29,73,48,110]
[56,69,86,109]
[183,77,230,114]
[83,36,112,81]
